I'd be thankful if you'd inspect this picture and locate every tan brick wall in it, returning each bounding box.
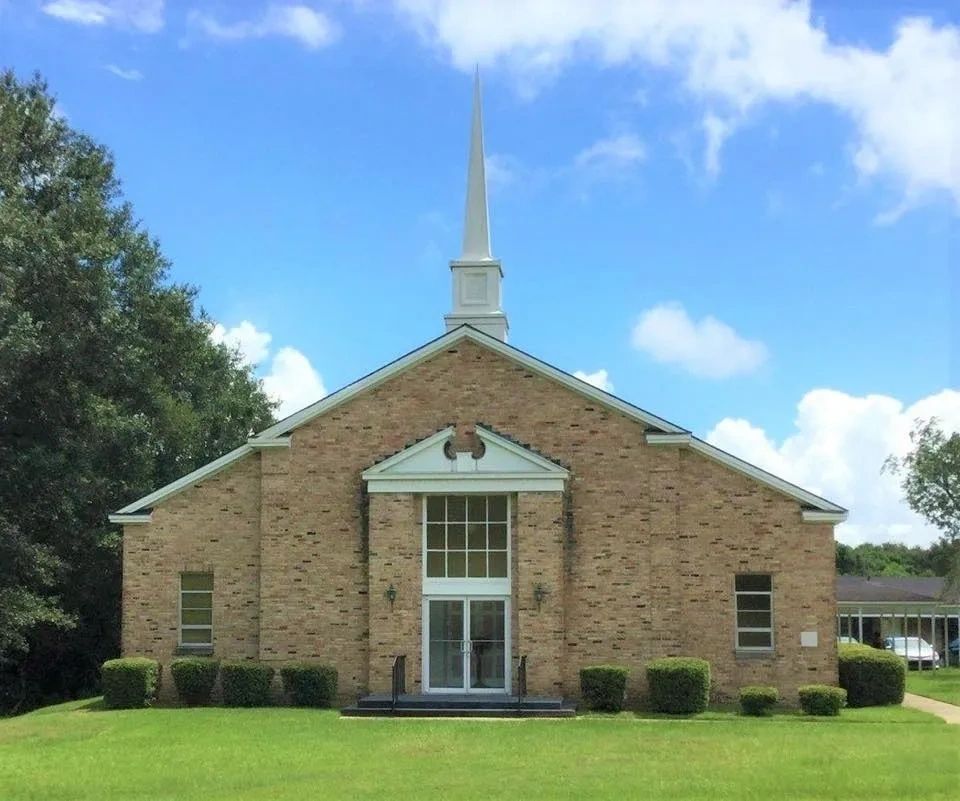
[122,337,838,704]
[121,455,262,699]
[515,492,565,696]
[368,493,421,693]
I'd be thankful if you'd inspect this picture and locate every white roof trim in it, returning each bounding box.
[474,426,569,475]
[114,444,253,515]
[108,513,153,525]
[645,432,692,446]
[254,326,685,442]
[112,326,844,518]
[362,428,456,476]
[802,510,848,523]
[366,476,565,493]
[645,432,846,516]
[248,437,291,449]
[363,424,568,495]
[837,601,960,609]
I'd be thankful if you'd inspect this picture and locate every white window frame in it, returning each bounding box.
[422,494,511,597]
[179,572,213,648]
[734,574,774,651]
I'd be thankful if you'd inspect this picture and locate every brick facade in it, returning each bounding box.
[121,337,837,704]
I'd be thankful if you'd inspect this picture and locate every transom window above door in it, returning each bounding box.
[425,495,509,579]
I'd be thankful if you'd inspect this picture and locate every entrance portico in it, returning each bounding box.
[364,425,568,697]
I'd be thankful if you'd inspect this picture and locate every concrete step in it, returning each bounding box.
[342,693,576,718]
[341,705,576,718]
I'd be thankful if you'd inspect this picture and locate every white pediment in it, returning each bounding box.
[362,426,568,493]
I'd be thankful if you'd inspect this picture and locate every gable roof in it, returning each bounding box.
[111,325,846,519]
[254,326,687,441]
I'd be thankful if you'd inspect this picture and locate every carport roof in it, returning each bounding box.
[837,575,948,604]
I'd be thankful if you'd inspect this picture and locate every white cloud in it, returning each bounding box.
[393,0,960,215]
[702,112,734,177]
[574,369,614,392]
[631,303,768,379]
[210,320,272,366]
[574,133,646,172]
[706,389,960,547]
[105,64,143,81]
[209,320,325,418]
[262,347,327,418]
[42,0,163,32]
[187,4,338,49]
[485,153,520,188]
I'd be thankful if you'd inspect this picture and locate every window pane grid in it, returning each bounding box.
[180,573,213,646]
[735,573,772,650]
[425,496,508,578]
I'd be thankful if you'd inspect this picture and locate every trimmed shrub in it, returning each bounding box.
[798,684,846,717]
[221,661,275,707]
[171,657,220,706]
[101,657,160,709]
[739,685,779,717]
[579,665,630,712]
[838,643,905,707]
[280,663,338,707]
[646,657,710,714]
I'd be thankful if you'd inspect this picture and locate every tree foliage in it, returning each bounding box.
[0,71,275,712]
[884,418,960,596]
[885,419,960,541]
[835,540,955,578]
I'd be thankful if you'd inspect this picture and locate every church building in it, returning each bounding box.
[111,76,846,706]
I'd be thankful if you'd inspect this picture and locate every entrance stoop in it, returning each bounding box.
[341,693,576,718]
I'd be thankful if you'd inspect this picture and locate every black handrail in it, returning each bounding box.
[391,655,406,711]
[516,655,527,710]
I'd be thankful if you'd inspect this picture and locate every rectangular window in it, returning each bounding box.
[425,495,509,579]
[180,573,213,647]
[735,574,773,650]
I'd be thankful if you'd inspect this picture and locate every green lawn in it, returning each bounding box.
[0,699,957,801]
[907,666,960,706]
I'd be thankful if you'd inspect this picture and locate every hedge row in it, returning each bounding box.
[579,657,711,714]
[646,658,711,714]
[739,686,778,716]
[798,684,847,716]
[580,658,856,718]
[101,658,337,708]
[838,644,905,707]
[102,658,161,709]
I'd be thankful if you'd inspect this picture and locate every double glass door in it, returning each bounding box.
[425,598,508,693]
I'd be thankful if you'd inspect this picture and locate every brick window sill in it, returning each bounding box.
[174,645,214,657]
[734,649,775,661]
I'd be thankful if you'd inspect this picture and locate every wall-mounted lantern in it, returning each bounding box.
[533,583,548,611]
[385,583,398,610]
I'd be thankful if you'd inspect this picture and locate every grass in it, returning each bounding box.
[907,666,960,706]
[0,699,957,801]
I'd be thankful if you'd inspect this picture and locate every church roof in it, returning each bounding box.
[111,325,847,521]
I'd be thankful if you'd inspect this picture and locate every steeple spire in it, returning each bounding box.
[462,68,492,260]
[444,69,508,341]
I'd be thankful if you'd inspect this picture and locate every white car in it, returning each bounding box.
[884,637,939,669]
[837,636,860,645]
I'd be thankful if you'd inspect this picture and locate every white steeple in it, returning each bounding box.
[444,69,508,341]
[461,68,491,260]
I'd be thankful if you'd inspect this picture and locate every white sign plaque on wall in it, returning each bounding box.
[800,631,819,648]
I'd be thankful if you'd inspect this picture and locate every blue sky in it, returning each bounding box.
[3,1,958,546]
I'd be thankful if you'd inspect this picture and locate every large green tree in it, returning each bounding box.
[884,418,960,597]
[0,72,275,712]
